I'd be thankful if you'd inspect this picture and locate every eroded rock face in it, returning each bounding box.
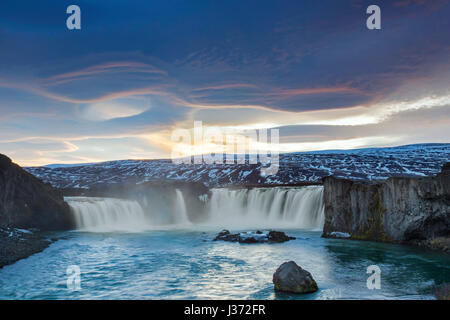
[322,162,450,244]
[273,261,318,294]
[0,154,74,231]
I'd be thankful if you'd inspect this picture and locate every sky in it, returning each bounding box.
[0,0,449,166]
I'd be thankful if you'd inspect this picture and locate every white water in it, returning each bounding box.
[205,186,324,229]
[67,197,153,232]
[174,189,191,225]
[66,186,324,232]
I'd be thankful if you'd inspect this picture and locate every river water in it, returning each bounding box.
[0,229,448,299]
[0,187,448,299]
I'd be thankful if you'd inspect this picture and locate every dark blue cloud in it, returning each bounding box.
[0,0,448,112]
[0,0,449,164]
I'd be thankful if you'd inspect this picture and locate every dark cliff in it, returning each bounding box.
[322,162,449,248]
[0,154,74,231]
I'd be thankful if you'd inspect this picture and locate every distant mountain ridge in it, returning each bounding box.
[25,143,450,189]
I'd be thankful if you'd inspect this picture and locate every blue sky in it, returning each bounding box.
[0,0,449,165]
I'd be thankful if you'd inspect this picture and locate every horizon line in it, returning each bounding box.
[20,142,450,168]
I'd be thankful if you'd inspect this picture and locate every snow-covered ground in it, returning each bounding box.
[25,143,450,188]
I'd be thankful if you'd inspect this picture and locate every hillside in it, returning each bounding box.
[25,144,450,189]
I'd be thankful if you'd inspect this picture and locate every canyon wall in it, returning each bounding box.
[322,163,449,247]
[0,154,74,231]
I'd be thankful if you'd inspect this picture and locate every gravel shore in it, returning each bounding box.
[0,228,53,268]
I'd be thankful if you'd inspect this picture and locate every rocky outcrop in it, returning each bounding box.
[213,229,295,243]
[273,261,318,294]
[0,154,74,231]
[322,162,450,248]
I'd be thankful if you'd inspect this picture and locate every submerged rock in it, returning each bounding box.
[273,261,318,294]
[213,229,295,243]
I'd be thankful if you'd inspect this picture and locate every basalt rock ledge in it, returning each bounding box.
[322,162,450,251]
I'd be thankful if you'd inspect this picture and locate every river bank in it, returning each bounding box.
[0,228,54,268]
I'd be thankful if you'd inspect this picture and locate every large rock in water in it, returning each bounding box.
[0,154,74,231]
[322,162,450,246]
[273,261,318,294]
[213,230,295,243]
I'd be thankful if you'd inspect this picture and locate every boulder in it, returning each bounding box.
[273,261,318,294]
[213,230,295,243]
[268,230,296,243]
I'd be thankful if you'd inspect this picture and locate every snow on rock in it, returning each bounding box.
[25,143,450,189]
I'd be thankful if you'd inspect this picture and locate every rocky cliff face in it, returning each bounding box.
[0,154,74,231]
[322,163,449,247]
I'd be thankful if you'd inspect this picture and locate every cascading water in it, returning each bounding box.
[66,186,324,232]
[66,197,153,232]
[205,186,324,229]
[66,192,192,232]
[174,189,191,225]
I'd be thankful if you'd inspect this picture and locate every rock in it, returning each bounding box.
[273,261,318,294]
[322,162,450,248]
[434,283,450,300]
[213,229,237,241]
[328,231,351,239]
[416,237,450,253]
[239,231,268,243]
[268,230,296,243]
[214,229,230,241]
[239,235,260,243]
[0,227,54,268]
[0,154,74,231]
[213,230,295,243]
[441,162,450,176]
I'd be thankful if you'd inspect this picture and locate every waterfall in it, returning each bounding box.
[175,189,191,225]
[205,186,324,229]
[67,197,152,232]
[66,194,193,232]
[66,186,324,232]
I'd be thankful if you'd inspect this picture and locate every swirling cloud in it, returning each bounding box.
[0,0,448,165]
